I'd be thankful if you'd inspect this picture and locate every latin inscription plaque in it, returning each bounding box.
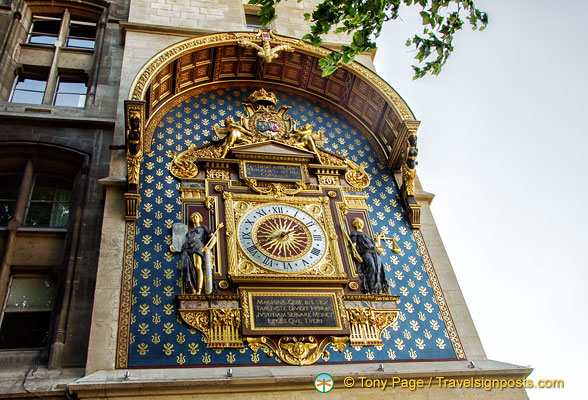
[244,162,303,181]
[253,296,337,328]
[240,288,349,335]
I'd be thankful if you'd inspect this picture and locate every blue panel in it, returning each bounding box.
[128,88,457,367]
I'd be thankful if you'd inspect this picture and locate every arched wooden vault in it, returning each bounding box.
[129,31,420,171]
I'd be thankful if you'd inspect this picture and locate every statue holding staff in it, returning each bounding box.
[347,217,389,294]
[171,212,223,295]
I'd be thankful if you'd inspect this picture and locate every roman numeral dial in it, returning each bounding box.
[237,204,327,272]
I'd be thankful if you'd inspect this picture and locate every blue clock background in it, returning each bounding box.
[127,87,459,367]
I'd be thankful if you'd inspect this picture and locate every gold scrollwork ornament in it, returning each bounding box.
[237,30,295,63]
[345,159,371,190]
[169,145,199,179]
[245,178,306,199]
[126,156,142,186]
[247,336,348,366]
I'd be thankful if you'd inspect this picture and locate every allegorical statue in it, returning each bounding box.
[402,133,418,196]
[171,212,223,295]
[349,217,389,294]
[213,116,254,158]
[289,123,323,163]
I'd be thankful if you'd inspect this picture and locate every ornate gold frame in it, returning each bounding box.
[239,287,349,335]
[223,192,346,282]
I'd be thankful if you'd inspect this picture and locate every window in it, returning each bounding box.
[0,276,57,349]
[243,4,266,30]
[0,175,19,226]
[67,20,96,49]
[53,78,87,107]
[25,176,72,227]
[10,72,87,107]
[245,13,262,30]
[10,76,47,104]
[0,150,78,352]
[28,15,61,46]
[28,14,96,50]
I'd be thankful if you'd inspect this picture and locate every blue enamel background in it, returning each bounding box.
[127,87,458,367]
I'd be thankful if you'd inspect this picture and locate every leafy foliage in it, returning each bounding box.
[249,0,488,79]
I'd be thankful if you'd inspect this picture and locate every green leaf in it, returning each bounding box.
[258,0,488,79]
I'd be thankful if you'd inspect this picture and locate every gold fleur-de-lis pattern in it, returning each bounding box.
[126,88,459,367]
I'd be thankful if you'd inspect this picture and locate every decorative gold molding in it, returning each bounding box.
[317,175,340,186]
[115,221,136,369]
[247,335,348,366]
[206,168,230,180]
[179,187,206,201]
[414,229,466,359]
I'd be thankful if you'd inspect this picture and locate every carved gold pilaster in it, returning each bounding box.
[404,198,421,229]
[124,193,141,220]
[223,192,238,276]
[126,155,142,186]
[247,335,348,366]
[209,308,244,348]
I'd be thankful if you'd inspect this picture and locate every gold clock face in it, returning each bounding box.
[252,214,312,261]
[238,204,327,272]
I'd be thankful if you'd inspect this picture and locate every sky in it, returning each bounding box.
[374,1,588,399]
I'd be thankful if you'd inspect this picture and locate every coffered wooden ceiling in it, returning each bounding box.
[133,34,420,170]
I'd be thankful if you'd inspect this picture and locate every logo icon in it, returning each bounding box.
[314,373,334,393]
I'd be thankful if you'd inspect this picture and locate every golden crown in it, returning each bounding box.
[248,88,278,105]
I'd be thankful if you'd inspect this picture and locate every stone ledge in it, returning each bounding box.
[0,110,116,129]
[70,359,532,395]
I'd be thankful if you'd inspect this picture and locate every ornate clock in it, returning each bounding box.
[168,89,401,365]
[237,204,327,273]
[223,191,347,282]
